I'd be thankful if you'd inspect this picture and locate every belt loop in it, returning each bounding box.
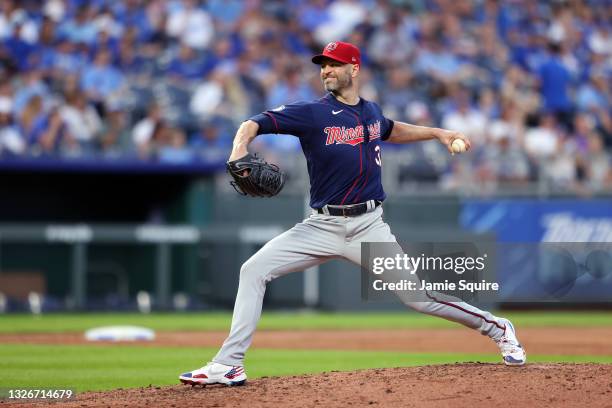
[322,205,330,216]
[366,200,374,212]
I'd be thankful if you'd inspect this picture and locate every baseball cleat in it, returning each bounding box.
[495,318,526,366]
[179,362,247,387]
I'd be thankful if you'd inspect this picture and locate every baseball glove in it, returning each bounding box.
[226,153,285,197]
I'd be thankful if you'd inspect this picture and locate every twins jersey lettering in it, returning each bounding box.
[324,121,382,146]
[250,93,394,208]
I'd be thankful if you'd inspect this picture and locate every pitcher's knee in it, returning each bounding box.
[239,258,257,280]
[239,256,270,284]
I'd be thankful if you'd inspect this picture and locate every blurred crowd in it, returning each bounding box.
[0,0,610,192]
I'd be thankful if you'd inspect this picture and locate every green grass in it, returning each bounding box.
[0,344,611,392]
[0,311,611,334]
[1,312,610,393]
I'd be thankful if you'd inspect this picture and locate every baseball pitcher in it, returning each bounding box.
[180,41,526,387]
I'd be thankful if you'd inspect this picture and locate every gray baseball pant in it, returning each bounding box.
[213,206,506,366]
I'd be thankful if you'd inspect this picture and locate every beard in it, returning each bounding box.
[323,74,352,93]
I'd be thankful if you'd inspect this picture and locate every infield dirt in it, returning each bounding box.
[2,327,612,355]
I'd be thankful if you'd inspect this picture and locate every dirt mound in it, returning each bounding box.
[4,363,612,408]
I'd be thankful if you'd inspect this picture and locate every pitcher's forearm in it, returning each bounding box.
[229,120,259,161]
[386,121,443,143]
[385,121,471,154]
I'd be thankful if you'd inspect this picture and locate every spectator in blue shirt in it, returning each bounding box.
[116,35,146,76]
[57,4,98,45]
[165,45,212,84]
[12,68,50,116]
[206,0,244,29]
[48,38,87,77]
[190,118,233,155]
[90,28,121,64]
[414,37,465,85]
[158,126,194,163]
[2,23,34,70]
[576,72,609,113]
[538,42,573,127]
[297,0,331,32]
[266,65,317,109]
[110,1,152,43]
[16,94,44,142]
[80,48,125,105]
[28,106,75,155]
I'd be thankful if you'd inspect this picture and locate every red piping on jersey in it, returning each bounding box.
[354,146,373,202]
[342,110,367,204]
[264,112,279,133]
[340,143,363,205]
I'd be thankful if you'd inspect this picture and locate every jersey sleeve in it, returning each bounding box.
[249,101,313,138]
[381,117,394,141]
[373,103,394,141]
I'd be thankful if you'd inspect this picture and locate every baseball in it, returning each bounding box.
[451,139,467,154]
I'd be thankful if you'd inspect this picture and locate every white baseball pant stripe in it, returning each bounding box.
[213,206,505,366]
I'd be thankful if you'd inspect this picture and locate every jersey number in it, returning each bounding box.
[374,145,382,167]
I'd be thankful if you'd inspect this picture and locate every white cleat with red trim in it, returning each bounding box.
[179,362,247,387]
[496,318,526,366]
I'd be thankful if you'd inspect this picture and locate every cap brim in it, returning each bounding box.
[311,54,351,65]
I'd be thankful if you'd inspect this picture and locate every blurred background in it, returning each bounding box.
[0,0,611,313]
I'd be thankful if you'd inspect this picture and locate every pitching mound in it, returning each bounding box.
[5,363,612,408]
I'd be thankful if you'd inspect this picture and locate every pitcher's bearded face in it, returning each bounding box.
[320,59,353,92]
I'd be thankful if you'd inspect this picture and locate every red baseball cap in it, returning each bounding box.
[312,41,361,66]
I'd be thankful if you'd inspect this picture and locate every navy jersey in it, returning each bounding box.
[250,93,394,208]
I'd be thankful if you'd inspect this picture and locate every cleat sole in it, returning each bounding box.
[180,378,206,387]
[503,355,526,366]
